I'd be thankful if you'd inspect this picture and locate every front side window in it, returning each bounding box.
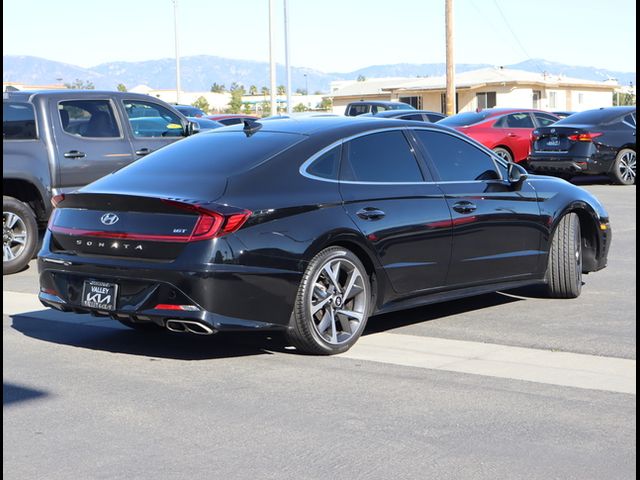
[123,100,184,137]
[534,113,558,127]
[3,102,37,140]
[342,131,424,183]
[414,130,500,182]
[59,100,120,138]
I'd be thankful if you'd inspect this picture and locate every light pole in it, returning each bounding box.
[284,0,292,114]
[268,0,277,116]
[173,0,181,104]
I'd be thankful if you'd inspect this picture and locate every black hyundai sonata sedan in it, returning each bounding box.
[38,117,611,354]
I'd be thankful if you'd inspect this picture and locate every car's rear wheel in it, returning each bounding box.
[287,247,371,355]
[546,212,582,298]
[493,147,513,163]
[3,196,38,275]
[610,148,636,185]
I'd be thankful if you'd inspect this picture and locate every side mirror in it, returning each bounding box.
[185,120,199,136]
[507,162,528,185]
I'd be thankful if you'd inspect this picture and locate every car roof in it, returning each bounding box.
[207,114,258,119]
[347,100,410,106]
[3,90,169,103]
[365,109,444,118]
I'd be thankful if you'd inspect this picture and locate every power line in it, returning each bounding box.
[492,0,546,74]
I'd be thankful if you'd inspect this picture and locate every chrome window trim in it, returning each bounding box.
[299,126,506,184]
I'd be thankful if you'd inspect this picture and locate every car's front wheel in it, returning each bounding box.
[287,247,371,355]
[610,148,636,185]
[546,212,582,298]
[3,196,38,275]
[493,147,513,163]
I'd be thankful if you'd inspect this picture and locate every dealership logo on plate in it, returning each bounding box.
[100,212,120,226]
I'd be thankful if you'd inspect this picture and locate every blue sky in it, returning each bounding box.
[2,0,636,72]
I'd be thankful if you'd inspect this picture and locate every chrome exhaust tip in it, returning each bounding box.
[166,319,215,335]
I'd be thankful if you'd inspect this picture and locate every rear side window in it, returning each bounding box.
[400,114,426,121]
[533,113,558,126]
[123,100,184,137]
[347,104,370,116]
[495,113,534,129]
[3,102,37,140]
[59,100,120,138]
[414,130,500,182]
[307,146,341,180]
[342,131,424,183]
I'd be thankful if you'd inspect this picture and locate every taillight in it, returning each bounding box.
[568,132,603,142]
[531,130,540,142]
[51,194,65,208]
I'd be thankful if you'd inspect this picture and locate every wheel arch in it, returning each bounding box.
[3,178,48,222]
[552,204,601,273]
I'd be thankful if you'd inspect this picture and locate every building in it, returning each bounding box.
[329,67,618,114]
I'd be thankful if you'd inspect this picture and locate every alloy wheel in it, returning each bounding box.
[3,211,28,263]
[617,150,636,183]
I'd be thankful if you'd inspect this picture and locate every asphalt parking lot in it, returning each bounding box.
[3,183,636,480]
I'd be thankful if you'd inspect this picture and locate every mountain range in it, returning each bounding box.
[3,55,635,93]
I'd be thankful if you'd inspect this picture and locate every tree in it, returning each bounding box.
[229,82,245,95]
[192,96,210,114]
[295,88,307,95]
[64,79,95,89]
[210,83,226,93]
[293,103,309,113]
[318,97,332,111]
[260,100,271,117]
[243,102,253,115]
[277,85,286,95]
[261,86,270,96]
[116,83,127,92]
[227,88,244,113]
[613,91,636,106]
[249,85,258,96]
[356,75,366,82]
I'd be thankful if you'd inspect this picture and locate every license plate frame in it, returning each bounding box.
[81,280,118,311]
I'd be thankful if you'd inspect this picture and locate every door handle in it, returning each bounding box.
[356,208,386,220]
[452,201,477,214]
[135,148,151,156]
[507,132,517,137]
[63,150,86,159]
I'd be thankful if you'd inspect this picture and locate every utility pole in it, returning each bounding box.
[445,0,455,115]
[268,0,277,116]
[173,0,181,104]
[284,0,292,114]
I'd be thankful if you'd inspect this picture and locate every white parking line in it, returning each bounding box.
[4,290,635,394]
[341,333,636,394]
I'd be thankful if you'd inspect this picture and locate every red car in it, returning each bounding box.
[439,108,559,164]
[206,114,259,126]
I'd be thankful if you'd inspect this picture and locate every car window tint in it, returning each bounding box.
[400,114,425,121]
[123,100,184,137]
[414,130,500,182]
[3,102,37,140]
[348,105,369,116]
[534,113,558,126]
[427,114,445,122]
[624,114,636,127]
[342,131,423,183]
[307,146,341,180]
[59,100,120,138]
[501,113,534,129]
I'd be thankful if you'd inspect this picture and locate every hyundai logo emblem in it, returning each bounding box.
[100,212,120,226]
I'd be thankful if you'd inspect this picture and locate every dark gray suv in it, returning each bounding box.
[3,90,196,274]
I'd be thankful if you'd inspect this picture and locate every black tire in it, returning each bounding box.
[609,148,636,185]
[546,213,582,298]
[492,147,513,163]
[117,318,165,332]
[287,246,371,355]
[3,196,39,275]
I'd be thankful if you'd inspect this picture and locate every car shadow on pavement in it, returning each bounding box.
[11,289,535,359]
[3,382,49,406]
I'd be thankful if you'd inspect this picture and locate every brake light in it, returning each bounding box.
[51,194,65,208]
[568,132,603,142]
[530,130,540,142]
[154,304,199,311]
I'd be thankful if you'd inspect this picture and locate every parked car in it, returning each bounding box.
[529,106,636,185]
[438,108,560,163]
[344,101,415,116]
[206,114,259,126]
[187,117,224,131]
[360,109,446,123]
[38,117,610,355]
[551,111,576,119]
[3,90,196,274]
[173,104,207,118]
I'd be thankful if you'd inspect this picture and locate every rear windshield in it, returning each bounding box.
[555,109,628,125]
[117,130,305,177]
[438,111,494,127]
[3,102,37,140]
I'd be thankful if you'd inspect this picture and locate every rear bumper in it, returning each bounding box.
[528,154,613,175]
[37,242,303,332]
